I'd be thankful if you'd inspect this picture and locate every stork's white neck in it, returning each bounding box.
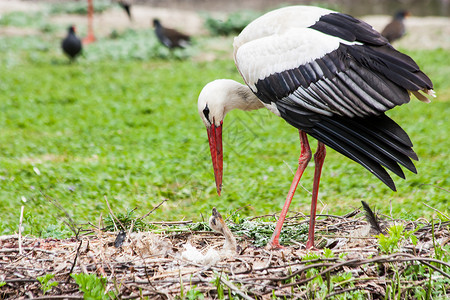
[198,79,265,127]
[223,80,265,114]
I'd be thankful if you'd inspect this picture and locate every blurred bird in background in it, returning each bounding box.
[381,10,410,43]
[61,25,82,61]
[118,0,132,21]
[153,19,191,49]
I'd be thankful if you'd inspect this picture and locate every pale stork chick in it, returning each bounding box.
[180,243,221,265]
[179,208,237,265]
[209,207,238,254]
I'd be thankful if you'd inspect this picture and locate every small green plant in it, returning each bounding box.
[0,281,5,288]
[188,221,211,232]
[71,273,113,300]
[185,286,205,300]
[303,251,322,262]
[37,273,58,295]
[376,224,418,254]
[103,208,152,232]
[203,11,260,36]
[322,248,334,258]
[212,275,225,300]
[228,217,308,247]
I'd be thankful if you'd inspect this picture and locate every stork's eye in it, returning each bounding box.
[203,105,210,122]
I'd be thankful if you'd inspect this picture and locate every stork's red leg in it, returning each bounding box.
[268,130,311,249]
[83,0,96,45]
[306,141,326,250]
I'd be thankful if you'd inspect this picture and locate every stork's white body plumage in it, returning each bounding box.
[234,6,360,91]
[198,5,434,250]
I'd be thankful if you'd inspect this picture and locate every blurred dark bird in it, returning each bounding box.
[381,10,410,43]
[118,0,132,20]
[153,19,190,49]
[61,25,82,61]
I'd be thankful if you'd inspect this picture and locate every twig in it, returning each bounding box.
[136,199,168,222]
[252,257,338,272]
[395,257,450,279]
[0,248,56,254]
[18,205,24,255]
[4,279,38,283]
[214,271,254,300]
[104,196,124,231]
[419,183,450,193]
[290,213,348,220]
[325,287,366,298]
[318,234,378,239]
[0,234,18,241]
[226,204,251,222]
[67,240,83,282]
[147,220,192,225]
[248,213,277,221]
[42,191,81,238]
[121,290,168,299]
[253,262,338,282]
[27,296,83,300]
[422,202,450,221]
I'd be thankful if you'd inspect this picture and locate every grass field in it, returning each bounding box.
[0,13,449,238]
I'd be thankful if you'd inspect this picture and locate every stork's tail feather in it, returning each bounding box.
[411,90,435,103]
[306,113,418,191]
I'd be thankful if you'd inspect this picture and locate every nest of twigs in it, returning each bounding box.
[1,206,449,299]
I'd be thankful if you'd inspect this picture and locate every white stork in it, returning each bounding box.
[197,6,434,250]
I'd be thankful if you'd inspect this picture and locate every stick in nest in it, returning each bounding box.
[19,205,24,255]
[104,196,125,231]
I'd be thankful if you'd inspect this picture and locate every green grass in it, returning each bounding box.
[0,23,448,237]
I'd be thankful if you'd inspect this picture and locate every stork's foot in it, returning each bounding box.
[266,239,284,250]
[305,240,318,251]
[82,33,96,45]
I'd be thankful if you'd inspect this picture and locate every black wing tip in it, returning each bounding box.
[380,172,397,191]
[410,150,419,161]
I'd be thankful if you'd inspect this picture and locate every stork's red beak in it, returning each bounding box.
[206,121,223,195]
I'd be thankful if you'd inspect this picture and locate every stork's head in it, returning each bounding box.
[198,80,230,196]
[198,79,261,195]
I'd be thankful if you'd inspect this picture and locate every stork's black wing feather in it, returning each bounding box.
[276,99,417,191]
[255,43,432,119]
[309,13,387,45]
